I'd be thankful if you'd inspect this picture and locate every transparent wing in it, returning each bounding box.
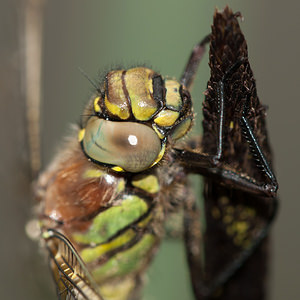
[43,229,103,300]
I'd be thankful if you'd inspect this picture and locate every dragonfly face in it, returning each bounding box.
[34,6,278,300]
[79,67,193,173]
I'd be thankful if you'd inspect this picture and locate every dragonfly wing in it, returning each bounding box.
[43,229,103,300]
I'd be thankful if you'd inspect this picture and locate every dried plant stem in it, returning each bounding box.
[23,0,45,177]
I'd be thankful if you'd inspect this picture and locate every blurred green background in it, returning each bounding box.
[1,0,299,299]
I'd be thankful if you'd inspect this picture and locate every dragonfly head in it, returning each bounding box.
[79,67,193,173]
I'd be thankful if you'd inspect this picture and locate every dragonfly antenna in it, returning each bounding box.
[78,67,100,92]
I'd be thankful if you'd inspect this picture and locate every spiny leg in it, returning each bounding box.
[176,59,278,198]
[208,61,278,197]
[240,114,278,191]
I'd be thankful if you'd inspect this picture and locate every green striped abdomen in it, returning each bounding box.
[70,175,162,300]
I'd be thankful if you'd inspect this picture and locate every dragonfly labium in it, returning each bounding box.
[32,6,278,300]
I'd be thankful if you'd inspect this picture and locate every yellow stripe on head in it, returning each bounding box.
[111,166,125,172]
[78,128,86,142]
[94,97,101,113]
[150,142,166,168]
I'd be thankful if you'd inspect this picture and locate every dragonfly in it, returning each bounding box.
[30,6,278,300]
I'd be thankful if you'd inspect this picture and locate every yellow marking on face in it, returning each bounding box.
[154,110,179,127]
[125,68,158,121]
[83,169,103,179]
[152,124,165,139]
[229,121,234,129]
[165,80,182,110]
[170,117,192,140]
[78,128,85,142]
[132,175,160,194]
[81,229,136,263]
[105,98,130,120]
[104,70,131,120]
[111,166,125,172]
[94,97,101,113]
[150,142,166,167]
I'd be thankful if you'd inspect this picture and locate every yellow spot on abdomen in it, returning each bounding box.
[81,229,136,263]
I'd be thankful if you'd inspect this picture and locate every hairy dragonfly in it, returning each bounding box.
[31,6,278,300]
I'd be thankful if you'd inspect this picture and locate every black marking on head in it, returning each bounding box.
[152,74,165,109]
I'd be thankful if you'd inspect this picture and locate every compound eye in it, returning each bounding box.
[82,117,162,172]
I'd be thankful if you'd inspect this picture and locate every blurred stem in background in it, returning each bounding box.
[23,0,45,179]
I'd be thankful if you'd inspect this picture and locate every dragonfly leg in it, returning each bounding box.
[176,59,278,198]
[207,112,279,198]
[175,59,245,169]
[180,34,210,89]
[173,81,225,169]
[240,113,278,191]
[207,73,279,197]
